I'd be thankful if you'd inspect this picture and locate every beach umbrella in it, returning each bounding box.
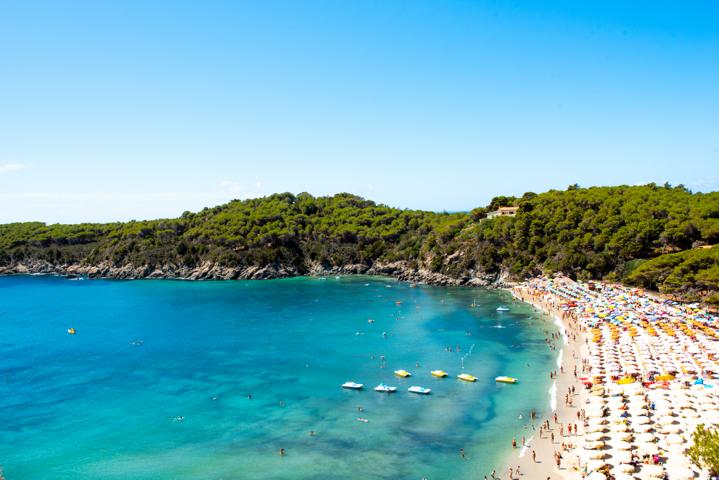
[636,442,659,455]
[613,474,635,480]
[640,464,665,478]
[665,443,686,455]
[615,463,635,474]
[611,423,630,432]
[633,415,651,425]
[612,451,632,464]
[615,431,634,441]
[585,472,606,480]
[588,409,606,419]
[634,423,653,433]
[585,432,606,441]
[658,416,677,425]
[613,440,632,450]
[663,424,682,434]
[666,433,684,445]
[671,467,697,480]
[636,432,655,442]
[588,450,607,460]
[586,424,607,433]
[587,459,609,471]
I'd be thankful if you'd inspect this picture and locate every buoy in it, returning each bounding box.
[67,328,76,335]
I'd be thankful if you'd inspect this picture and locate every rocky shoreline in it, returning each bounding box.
[0,259,510,287]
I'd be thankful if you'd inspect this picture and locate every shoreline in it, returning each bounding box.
[0,260,508,288]
[498,286,589,480]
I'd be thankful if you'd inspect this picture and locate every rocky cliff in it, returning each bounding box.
[0,259,507,287]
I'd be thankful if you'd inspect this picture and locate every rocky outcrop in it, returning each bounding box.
[0,259,507,288]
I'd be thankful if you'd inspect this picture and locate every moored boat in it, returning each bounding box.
[495,376,518,384]
[431,369,448,378]
[408,386,431,394]
[394,369,412,378]
[457,373,477,382]
[496,306,510,312]
[374,384,397,393]
[342,381,364,389]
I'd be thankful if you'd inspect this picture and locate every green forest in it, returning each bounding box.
[1,184,718,303]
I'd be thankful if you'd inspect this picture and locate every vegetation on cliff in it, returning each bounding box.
[1,184,718,301]
[626,245,719,304]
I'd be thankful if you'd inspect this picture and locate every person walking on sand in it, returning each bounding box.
[508,467,513,479]
[512,438,517,448]
[532,449,536,462]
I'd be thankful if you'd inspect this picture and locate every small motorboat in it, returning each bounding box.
[374,384,397,393]
[342,381,364,390]
[67,327,76,335]
[357,417,369,423]
[394,369,412,378]
[458,373,477,382]
[496,306,510,312]
[431,370,448,378]
[408,386,431,395]
[495,376,518,384]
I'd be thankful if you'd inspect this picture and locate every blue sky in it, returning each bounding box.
[1,1,717,223]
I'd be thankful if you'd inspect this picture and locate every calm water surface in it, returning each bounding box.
[0,275,558,479]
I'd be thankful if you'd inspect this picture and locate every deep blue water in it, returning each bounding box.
[0,275,557,479]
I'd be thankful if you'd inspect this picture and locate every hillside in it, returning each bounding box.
[1,185,718,302]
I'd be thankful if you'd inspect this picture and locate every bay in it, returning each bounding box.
[0,275,557,479]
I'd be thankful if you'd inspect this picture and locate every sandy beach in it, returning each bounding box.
[494,285,589,480]
[499,277,718,480]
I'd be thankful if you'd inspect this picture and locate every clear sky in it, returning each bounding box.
[1,1,718,223]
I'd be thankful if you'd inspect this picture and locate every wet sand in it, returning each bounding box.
[497,286,589,480]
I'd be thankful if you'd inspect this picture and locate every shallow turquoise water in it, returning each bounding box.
[0,275,558,479]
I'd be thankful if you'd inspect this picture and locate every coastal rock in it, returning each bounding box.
[0,258,505,288]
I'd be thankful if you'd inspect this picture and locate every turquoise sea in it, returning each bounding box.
[0,275,558,479]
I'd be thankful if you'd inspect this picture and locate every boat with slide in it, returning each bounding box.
[374,384,397,393]
[496,306,510,312]
[408,386,431,394]
[495,376,518,384]
[431,370,448,378]
[457,373,477,382]
[394,369,412,378]
[342,381,364,390]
